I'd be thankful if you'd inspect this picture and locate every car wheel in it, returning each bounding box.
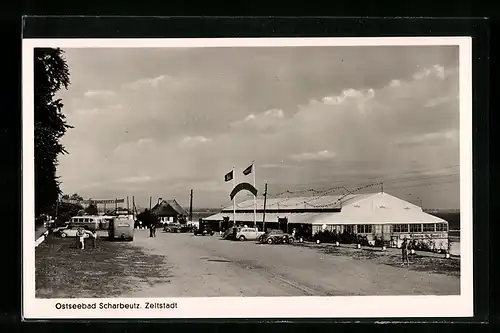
[267,238,274,245]
[239,235,246,241]
[288,237,294,244]
[60,232,67,238]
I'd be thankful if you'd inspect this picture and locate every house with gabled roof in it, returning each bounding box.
[151,198,187,224]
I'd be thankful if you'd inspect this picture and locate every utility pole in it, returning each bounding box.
[189,189,193,222]
[262,183,268,232]
[132,196,135,219]
[127,196,130,213]
[381,182,384,193]
[149,196,152,210]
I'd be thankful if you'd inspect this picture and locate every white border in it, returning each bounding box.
[22,37,473,319]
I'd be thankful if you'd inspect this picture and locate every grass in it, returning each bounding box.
[35,234,172,298]
[292,242,460,278]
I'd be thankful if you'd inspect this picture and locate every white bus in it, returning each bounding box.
[69,216,110,231]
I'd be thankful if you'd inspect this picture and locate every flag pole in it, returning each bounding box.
[232,166,236,227]
[252,161,256,229]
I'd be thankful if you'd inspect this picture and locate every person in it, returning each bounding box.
[76,227,85,250]
[149,223,153,237]
[91,230,97,248]
[152,222,157,237]
[401,238,410,266]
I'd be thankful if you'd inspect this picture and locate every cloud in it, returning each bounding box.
[114,176,153,184]
[261,163,294,169]
[123,74,168,90]
[83,90,115,98]
[389,79,402,87]
[290,150,336,162]
[112,137,156,155]
[181,136,212,145]
[74,104,123,116]
[393,130,457,147]
[424,95,458,108]
[413,64,448,80]
[322,88,375,105]
[230,108,285,132]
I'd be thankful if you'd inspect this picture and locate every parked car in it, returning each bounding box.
[258,229,294,244]
[59,227,90,238]
[235,227,264,241]
[164,223,181,233]
[193,224,214,236]
[50,224,69,233]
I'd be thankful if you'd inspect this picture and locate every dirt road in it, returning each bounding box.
[123,230,459,297]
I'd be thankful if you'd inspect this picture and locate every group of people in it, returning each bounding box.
[76,227,98,250]
[149,222,158,237]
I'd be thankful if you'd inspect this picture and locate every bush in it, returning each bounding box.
[355,234,370,246]
[339,231,357,244]
[313,230,341,243]
[409,238,433,252]
[374,236,384,247]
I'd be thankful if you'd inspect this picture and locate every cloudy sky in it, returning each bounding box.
[55,45,460,210]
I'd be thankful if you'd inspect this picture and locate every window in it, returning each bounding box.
[356,224,373,234]
[393,224,409,233]
[423,224,435,232]
[436,223,448,232]
[344,225,354,233]
[409,224,422,233]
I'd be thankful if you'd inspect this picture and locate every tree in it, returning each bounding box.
[55,202,83,225]
[34,48,71,217]
[85,204,98,215]
[136,209,157,227]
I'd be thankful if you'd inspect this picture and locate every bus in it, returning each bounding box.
[108,216,134,241]
[69,216,109,231]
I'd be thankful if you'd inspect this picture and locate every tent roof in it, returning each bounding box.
[210,192,447,225]
[221,193,377,212]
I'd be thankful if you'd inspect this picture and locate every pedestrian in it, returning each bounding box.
[401,238,410,266]
[149,223,153,237]
[91,230,97,248]
[76,227,85,250]
[152,221,157,237]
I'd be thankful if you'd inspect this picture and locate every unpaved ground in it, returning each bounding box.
[35,232,172,298]
[123,229,460,297]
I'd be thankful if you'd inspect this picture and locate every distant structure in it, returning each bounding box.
[151,198,188,224]
[203,192,449,251]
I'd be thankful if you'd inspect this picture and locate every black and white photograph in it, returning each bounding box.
[23,37,473,319]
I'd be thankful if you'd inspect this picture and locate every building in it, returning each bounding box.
[151,198,187,224]
[203,192,449,250]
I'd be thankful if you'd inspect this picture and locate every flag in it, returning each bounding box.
[224,170,234,182]
[243,164,253,176]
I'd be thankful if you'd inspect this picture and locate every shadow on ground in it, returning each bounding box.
[35,234,172,298]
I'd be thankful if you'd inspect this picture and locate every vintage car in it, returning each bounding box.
[193,224,215,236]
[163,223,181,233]
[59,227,90,238]
[235,227,265,241]
[258,229,294,245]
